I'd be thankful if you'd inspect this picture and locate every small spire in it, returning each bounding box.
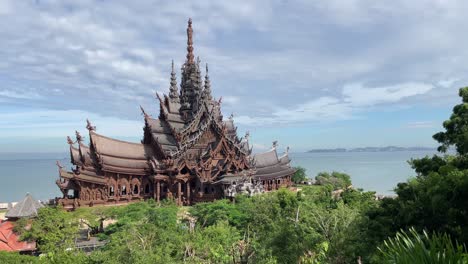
[186,18,194,64]
[195,57,202,92]
[169,60,179,102]
[86,119,96,131]
[203,63,212,101]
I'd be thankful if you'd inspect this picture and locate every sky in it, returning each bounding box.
[0,0,466,153]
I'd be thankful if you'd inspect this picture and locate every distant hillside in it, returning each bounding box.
[307,146,436,153]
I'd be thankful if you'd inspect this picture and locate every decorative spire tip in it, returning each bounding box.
[86,119,96,131]
[186,18,194,64]
[272,141,278,149]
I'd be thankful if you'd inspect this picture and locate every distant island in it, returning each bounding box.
[307,146,436,153]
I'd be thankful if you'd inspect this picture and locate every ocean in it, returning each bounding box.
[0,151,437,203]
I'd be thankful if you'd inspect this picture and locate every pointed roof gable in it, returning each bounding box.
[253,148,279,168]
[5,193,44,219]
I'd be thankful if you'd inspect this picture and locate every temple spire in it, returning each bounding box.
[186,18,194,64]
[169,60,179,102]
[203,63,212,101]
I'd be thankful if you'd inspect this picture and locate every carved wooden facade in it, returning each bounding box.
[56,19,294,209]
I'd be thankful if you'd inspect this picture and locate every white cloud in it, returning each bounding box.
[0,109,143,139]
[235,81,434,126]
[222,95,239,105]
[438,78,459,89]
[406,121,436,129]
[343,82,434,106]
[0,89,43,99]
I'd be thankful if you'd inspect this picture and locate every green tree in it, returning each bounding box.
[0,251,38,264]
[292,166,307,184]
[22,206,79,254]
[315,172,352,190]
[433,87,468,154]
[188,221,241,263]
[190,199,247,228]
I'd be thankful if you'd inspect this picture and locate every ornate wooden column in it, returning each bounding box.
[177,181,182,205]
[186,181,191,205]
[156,181,161,203]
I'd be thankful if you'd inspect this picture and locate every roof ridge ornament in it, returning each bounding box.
[186,18,194,64]
[156,92,168,119]
[67,136,74,145]
[56,160,63,169]
[86,119,96,131]
[140,105,149,118]
[272,141,278,149]
[75,130,83,142]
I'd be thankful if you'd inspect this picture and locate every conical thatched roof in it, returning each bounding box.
[5,193,44,219]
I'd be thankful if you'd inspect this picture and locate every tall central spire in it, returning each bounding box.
[180,18,202,121]
[186,18,194,64]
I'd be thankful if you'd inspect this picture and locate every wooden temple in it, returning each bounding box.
[56,19,295,209]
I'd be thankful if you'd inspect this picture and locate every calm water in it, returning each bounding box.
[0,151,437,203]
[289,151,437,195]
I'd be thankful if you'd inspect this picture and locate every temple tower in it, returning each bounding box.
[180,18,203,121]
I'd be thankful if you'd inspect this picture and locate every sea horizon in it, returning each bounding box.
[0,149,438,203]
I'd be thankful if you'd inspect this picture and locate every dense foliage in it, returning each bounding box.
[292,166,307,184]
[376,228,467,263]
[2,186,378,264]
[315,172,352,190]
[2,87,468,263]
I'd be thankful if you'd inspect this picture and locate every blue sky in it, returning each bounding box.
[0,0,466,153]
